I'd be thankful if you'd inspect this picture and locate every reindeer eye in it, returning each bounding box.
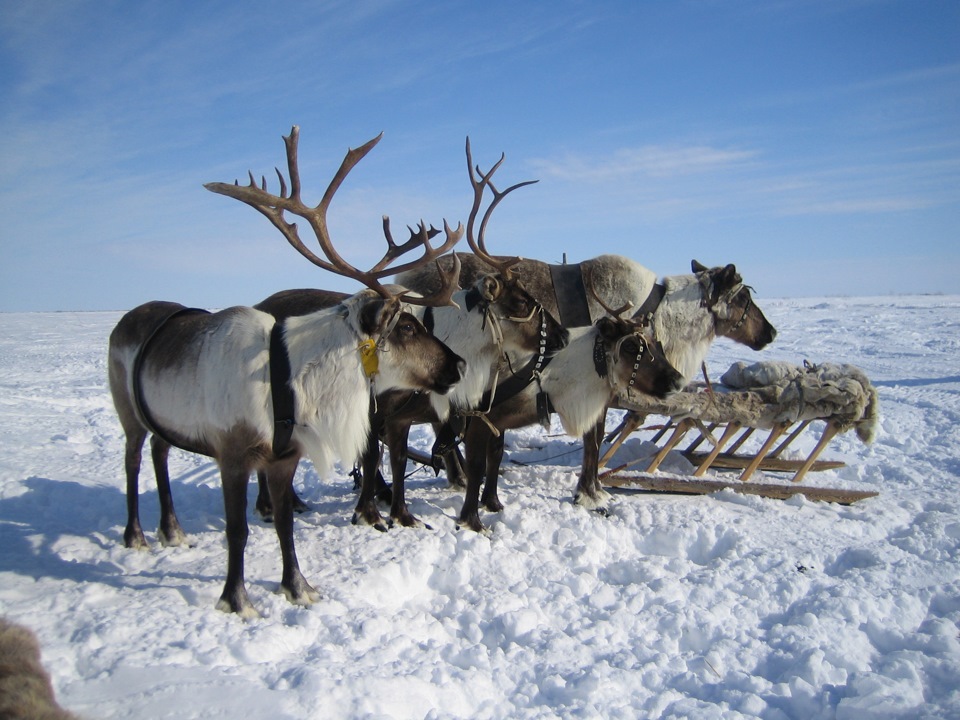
[398,322,416,337]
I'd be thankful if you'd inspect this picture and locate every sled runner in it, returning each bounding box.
[599,360,880,503]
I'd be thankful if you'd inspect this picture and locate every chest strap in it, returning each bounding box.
[269,321,298,458]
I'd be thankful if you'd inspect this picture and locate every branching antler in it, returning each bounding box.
[204,126,463,304]
[464,137,538,279]
[588,280,634,321]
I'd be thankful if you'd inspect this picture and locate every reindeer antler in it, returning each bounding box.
[464,137,538,279]
[588,280,634,320]
[204,126,463,304]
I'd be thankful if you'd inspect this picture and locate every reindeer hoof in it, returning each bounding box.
[158,522,190,547]
[292,494,310,514]
[481,495,504,513]
[456,514,487,534]
[282,579,321,606]
[216,589,260,619]
[574,487,613,512]
[123,526,149,550]
[352,511,389,532]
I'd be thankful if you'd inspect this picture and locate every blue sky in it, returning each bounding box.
[1,0,958,311]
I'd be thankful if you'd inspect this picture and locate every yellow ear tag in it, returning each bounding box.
[358,338,379,378]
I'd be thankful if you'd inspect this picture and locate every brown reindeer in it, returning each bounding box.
[109,127,465,617]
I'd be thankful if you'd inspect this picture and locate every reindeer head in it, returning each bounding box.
[692,259,777,350]
[589,285,685,401]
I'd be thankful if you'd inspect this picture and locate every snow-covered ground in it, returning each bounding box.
[1,295,958,719]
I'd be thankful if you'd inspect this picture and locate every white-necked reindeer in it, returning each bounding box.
[251,139,570,530]
[399,257,777,524]
[109,127,466,617]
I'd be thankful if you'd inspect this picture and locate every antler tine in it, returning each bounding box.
[205,126,463,302]
[400,252,462,308]
[588,280,633,320]
[371,218,464,279]
[464,137,537,278]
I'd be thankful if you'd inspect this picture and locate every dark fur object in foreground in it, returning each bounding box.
[0,618,80,720]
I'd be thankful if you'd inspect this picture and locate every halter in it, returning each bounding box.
[430,297,552,457]
[356,301,404,413]
[699,277,754,335]
[593,330,650,400]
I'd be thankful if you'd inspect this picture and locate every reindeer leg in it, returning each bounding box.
[575,418,611,513]
[444,445,468,488]
[432,420,467,488]
[268,460,319,607]
[375,467,393,504]
[216,467,258,619]
[387,421,428,529]
[254,470,273,522]
[459,421,491,533]
[123,429,149,549]
[353,416,388,531]
[151,435,188,547]
[480,431,506,513]
[256,468,308,522]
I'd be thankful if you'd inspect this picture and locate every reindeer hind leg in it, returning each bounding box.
[216,468,259,618]
[151,435,189,547]
[123,429,149,549]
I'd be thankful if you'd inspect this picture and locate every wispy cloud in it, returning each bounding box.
[530,145,759,183]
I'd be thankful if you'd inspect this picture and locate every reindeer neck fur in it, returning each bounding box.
[653,275,717,381]
[282,293,381,476]
[539,326,616,437]
[412,290,505,411]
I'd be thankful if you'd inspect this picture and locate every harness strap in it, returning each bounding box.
[270,321,297,458]
[477,310,554,411]
[633,283,665,324]
[131,306,211,451]
[548,262,592,328]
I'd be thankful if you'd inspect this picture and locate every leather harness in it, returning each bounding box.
[132,308,298,458]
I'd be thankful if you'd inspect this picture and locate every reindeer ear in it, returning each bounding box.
[691,259,708,273]
[479,275,503,302]
[717,264,740,291]
[359,296,400,337]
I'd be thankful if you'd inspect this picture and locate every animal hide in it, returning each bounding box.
[621,360,880,443]
[0,618,80,720]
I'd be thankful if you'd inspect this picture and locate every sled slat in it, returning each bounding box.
[682,452,846,473]
[602,473,878,505]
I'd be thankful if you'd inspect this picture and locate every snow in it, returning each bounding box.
[1,295,959,719]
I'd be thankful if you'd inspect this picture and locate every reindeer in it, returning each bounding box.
[108,127,466,617]
[251,140,570,530]
[399,253,777,516]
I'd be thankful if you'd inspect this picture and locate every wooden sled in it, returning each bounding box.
[595,360,881,504]
[600,471,878,505]
[600,416,846,484]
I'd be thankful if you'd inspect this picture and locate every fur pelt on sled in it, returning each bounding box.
[621,360,880,443]
[0,618,80,720]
